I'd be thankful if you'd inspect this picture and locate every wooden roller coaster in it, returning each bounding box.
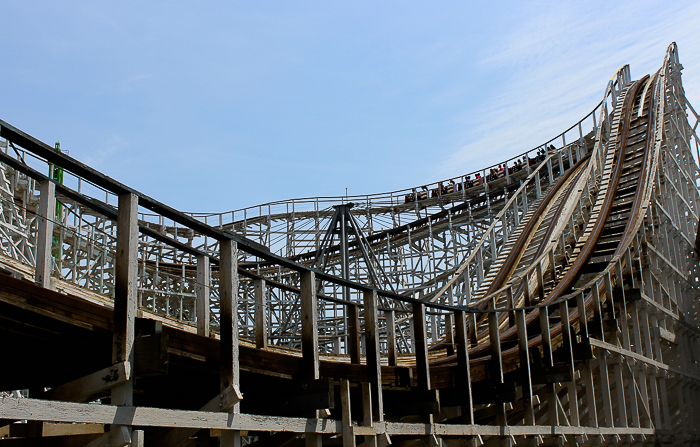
[1,43,700,447]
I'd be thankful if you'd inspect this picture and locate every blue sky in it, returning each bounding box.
[2,1,698,212]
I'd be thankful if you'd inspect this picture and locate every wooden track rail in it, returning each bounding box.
[1,43,700,447]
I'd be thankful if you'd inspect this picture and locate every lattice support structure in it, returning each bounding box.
[0,43,699,446]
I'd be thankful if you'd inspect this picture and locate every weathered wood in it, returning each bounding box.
[42,362,131,403]
[597,350,614,427]
[111,192,138,446]
[361,382,378,447]
[514,309,534,425]
[340,379,356,447]
[220,239,240,414]
[538,304,557,425]
[300,271,320,381]
[6,422,104,438]
[35,180,55,289]
[363,289,383,421]
[347,304,361,364]
[0,396,663,436]
[385,310,397,367]
[196,254,211,337]
[454,310,473,424]
[255,278,267,349]
[444,313,455,356]
[412,302,430,391]
[468,312,478,347]
[487,298,505,425]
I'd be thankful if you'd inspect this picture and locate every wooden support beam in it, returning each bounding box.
[514,309,534,425]
[597,350,614,427]
[412,302,430,391]
[43,362,131,403]
[133,430,145,447]
[445,313,455,356]
[35,180,55,289]
[196,254,211,337]
[539,304,558,426]
[613,361,628,428]
[110,193,138,443]
[301,270,320,380]
[579,290,597,427]
[487,298,506,425]
[454,310,474,424]
[255,278,267,349]
[363,289,383,421]
[559,300,579,426]
[386,310,397,367]
[341,379,356,447]
[361,383,378,447]
[347,303,361,364]
[220,239,241,414]
[468,312,478,347]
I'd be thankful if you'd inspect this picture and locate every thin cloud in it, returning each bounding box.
[440,1,700,177]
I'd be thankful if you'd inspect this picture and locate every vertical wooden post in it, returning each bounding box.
[445,313,455,356]
[523,274,532,308]
[577,291,598,427]
[254,279,267,349]
[132,430,145,447]
[301,271,320,380]
[220,239,241,447]
[598,350,614,427]
[347,304,361,364]
[412,302,430,391]
[536,263,545,301]
[591,282,605,336]
[111,193,138,440]
[35,180,55,289]
[341,379,356,447]
[539,305,558,425]
[196,254,210,337]
[487,298,506,425]
[515,309,534,425]
[468,312,478,347]
[454,310,474,424]
[559,300,579,425]
[220,239,240,413]
[506,286,515,328]
[386,310,397,367]
[363,289,383,421]
[613,359,627,428]
[361,382,378,447]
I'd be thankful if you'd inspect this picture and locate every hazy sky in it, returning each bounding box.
[2,1,698,212]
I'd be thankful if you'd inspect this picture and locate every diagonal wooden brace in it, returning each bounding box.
[43,362,131,403]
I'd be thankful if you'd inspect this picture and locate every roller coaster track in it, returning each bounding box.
[1,43,700,446]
